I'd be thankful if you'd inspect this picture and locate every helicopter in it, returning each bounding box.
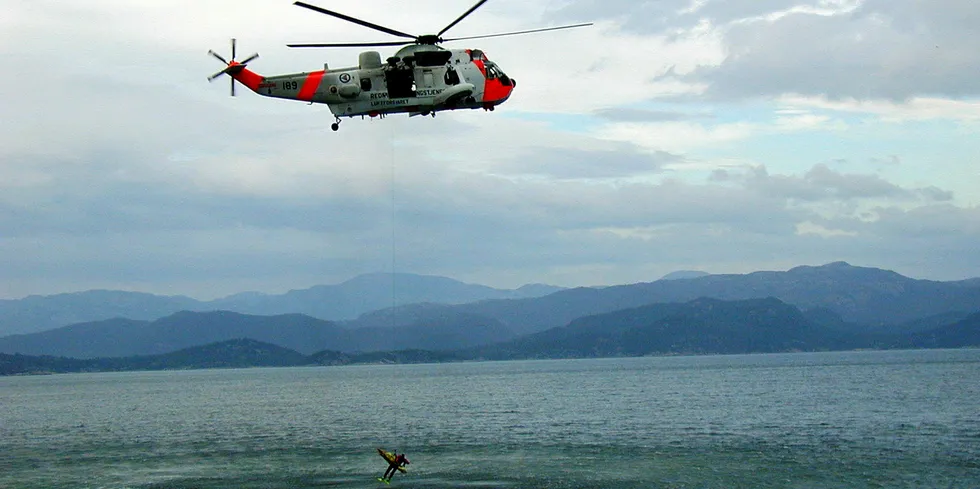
[208,1,591,131]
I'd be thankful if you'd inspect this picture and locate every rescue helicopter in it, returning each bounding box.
[207,1,591,131]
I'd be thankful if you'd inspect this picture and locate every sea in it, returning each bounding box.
[2,349,979,489]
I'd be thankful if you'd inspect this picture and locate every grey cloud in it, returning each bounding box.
[3,0,979,298]
[495,146,677,179]
[803,164,910,200]
[0,155,805,297]
[868,204,980,238]
[708,169,735,182]
[917,186,954,202]
[4,154,977,298]
[490,178,805,237]
[688,1,980,100]
[554,0,980,101]
[743,164,951,202]
[861,0,980,36]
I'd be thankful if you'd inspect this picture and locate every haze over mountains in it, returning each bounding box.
[1,262,979,371]
[0,273,564,336]
[4,302,979,376]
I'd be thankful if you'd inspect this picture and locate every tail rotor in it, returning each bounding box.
[207,38,259,96]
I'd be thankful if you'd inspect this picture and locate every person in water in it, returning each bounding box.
[382,450,410,481]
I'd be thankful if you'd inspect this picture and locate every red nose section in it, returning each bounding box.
[483,77,514,105]
[472,57,514,107]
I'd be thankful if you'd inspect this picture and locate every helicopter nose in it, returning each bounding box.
[503,79,515,100]
[483,75,514,106]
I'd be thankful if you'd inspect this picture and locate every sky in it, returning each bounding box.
[2,0,979,300]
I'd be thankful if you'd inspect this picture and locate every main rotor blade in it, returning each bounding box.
[231,38,237,60]
[208,50,229,65]
[231,78,236,97]
[443,22,593,42]
[240,53,260,64]
[437,0,489,37]
[207,69,227,82]
[288,40,413,48]
[293,1,416,40]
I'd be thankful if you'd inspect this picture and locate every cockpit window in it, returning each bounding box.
[485,62,504,80]
[485,62,512,86]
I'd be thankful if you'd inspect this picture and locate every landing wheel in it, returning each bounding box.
[331,122,339,131]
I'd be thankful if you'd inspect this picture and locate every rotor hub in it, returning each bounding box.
[416,34,442,45]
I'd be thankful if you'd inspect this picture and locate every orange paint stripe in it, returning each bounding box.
[234,67,264,92]
[298,71,325,101]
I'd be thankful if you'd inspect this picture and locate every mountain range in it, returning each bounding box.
[1,262,979,370]
[3,300,978,376]
[0,308,514,358]
[0,272,564,336]
[396,261,980,338]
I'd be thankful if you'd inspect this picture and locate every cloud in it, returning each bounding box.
[780,95,980,122]
[2,0,979,300]
[866,204,980,238]
[741,163,954,203]
[492,146,678,180]
[685,0,980,101]
[550,0,980,103]
[3,144,977,297]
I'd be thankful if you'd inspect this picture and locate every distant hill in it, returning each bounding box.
[0,291,199,336]
[5,298,979,376]
[469,297,840,359]
[663,262,980,325]
[0,338,308,375]
[115,338,309,370]
[4,262,979,360]
[902,312,980,349]
[0,317,155,359]
[466,297,980,360]
[416,262,980,337]
[0,308,516,358]
[0,312,348,357]
[0,273,564,336]
[348,310,515,352]
[207,273,562,320]
[0,339,468,375]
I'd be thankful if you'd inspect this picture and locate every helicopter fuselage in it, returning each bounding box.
[231,45,514,120]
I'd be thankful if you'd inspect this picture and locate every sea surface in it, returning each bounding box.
[2,349,979,488]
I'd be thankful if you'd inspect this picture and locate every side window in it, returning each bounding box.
[360,78,372,91]
[444,67,460,85]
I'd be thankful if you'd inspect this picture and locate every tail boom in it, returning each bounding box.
[229,64,264,93]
